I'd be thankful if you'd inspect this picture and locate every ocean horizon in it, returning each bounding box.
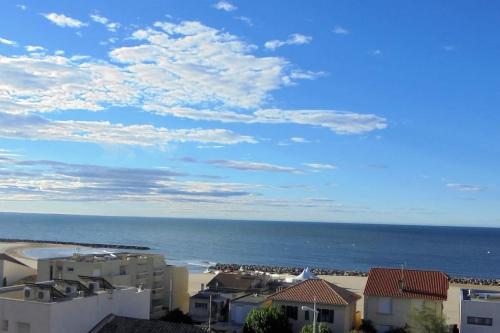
[1,211,499,279]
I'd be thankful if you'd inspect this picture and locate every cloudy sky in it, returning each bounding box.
[0,0,499,226]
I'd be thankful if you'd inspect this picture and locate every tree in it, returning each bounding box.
[161,308,193,324]
[243,305,292,333]
[359,319,377,333]
[409,305,448,333]
[300,323,332,333]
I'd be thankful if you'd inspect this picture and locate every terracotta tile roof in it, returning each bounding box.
[364,268,449,301]
[268,279,360,305]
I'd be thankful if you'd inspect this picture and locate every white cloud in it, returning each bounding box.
[333,25,349,35]
[25,45,45,52]
[443,45,456,52]
[446,183,485,193]
[213,1,237,11]
[304,163,337,170]
[0,20,386,136]
[0,37,17,47]
[90,14,120,32]
[265,33,312,50]
[370,49,382,56]
[0,112,256,146]
[290,137,309,143]
[235,16,252,26]
[16,4,27,10]
[208,159,301,173]
[43,13,87,28]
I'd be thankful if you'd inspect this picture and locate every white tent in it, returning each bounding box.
[292,267,318,282]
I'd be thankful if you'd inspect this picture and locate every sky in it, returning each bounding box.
[0,0,499,226]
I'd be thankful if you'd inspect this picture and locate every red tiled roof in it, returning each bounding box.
[268,279,360,305]
[364,268,449,301]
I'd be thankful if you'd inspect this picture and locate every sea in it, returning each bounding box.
[0,212,498,279]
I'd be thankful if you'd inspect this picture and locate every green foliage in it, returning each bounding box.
[300,323,332,333]
[359,319,377,333]
[243,305,292,333]
[161,308,193,324]
[409,305,448,333]
[387,325,410,333]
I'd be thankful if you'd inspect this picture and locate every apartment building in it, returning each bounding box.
[0,277,149,333]
[37,252,188,318]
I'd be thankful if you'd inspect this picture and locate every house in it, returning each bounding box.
[460,289,500,333]
[363,268,449,333]
[189,272,271,324]
[267,279,360,333]
[0,277,149,333]
[0,254,36,287]
[37,252,189,318]
[230,292,272,327]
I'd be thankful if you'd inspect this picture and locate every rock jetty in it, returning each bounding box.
[0,238,150,251]
[209,263,500,286]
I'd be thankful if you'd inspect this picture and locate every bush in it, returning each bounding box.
[243,305,292,333]
[161,308,193,324]
[359,319,377,333]
[409,305,448,333]
[300,323,332,333]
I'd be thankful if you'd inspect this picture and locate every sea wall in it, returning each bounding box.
[210,263,500,286]
[0,238,150,250]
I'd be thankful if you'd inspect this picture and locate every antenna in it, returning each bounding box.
[399,263,405,292]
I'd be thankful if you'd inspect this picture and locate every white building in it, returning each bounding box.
[0,254,36,287]
[0,277,149,333]
[37,252,189,318]
[460,289,500,333]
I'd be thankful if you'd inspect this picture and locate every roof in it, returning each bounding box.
[268,279,360,306]
[364,268,449,301]
[0,254,28,267]
[206,273,264,292]
[95,316,206,333]
[232,293,271,304]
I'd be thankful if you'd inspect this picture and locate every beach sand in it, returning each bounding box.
[2,241,499,326]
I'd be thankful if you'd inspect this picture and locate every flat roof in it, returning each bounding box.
[462,289,500,302]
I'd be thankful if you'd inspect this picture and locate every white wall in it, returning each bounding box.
[0,287,150,333]
[460,298,500,333]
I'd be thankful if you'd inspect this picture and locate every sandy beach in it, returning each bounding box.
[2,241,499,326]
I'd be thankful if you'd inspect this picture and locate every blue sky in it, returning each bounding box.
[0,0,499,226]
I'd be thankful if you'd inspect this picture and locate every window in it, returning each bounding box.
[304,310,310,321]
[467,316,493,326]
[119,265,127,275]
[378,297,392,314]
[195,302,208,309]
[281,305,298,320]
[1,320,8,331]
[67,267,74,272]
[317,308,334,323]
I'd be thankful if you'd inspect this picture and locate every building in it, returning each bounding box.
[363,267,449,333]
[460,289,500,333]
[229,292,270,327]
[267,279,360,333]
[0,277,149,333]
[92,314,207,333]
[189,272,271,324]
[37,252,189,318]
[0,254,36,287]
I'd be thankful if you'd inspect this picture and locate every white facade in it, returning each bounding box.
[0,256,36,286]
[37,252,189,317]
[460,289,500,333]
[0,282,150,333]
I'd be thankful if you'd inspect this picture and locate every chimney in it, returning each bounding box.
[399,264,405,292]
